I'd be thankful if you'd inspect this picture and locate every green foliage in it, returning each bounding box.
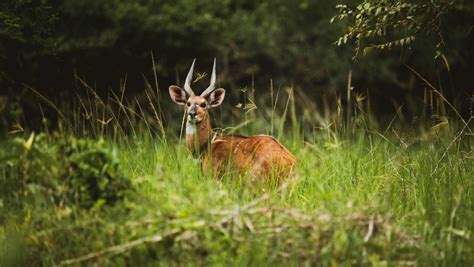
[0,133,132,213]
[332,0,473,59]
[0,0,367,93]
[47,0,359,88]
[1,126,472,265]
[3,0,473,110]
[1,93,472,265]
[0,0,57,45]
[0,3,473,264]
[60,137,132,208]
[0,95,23,136]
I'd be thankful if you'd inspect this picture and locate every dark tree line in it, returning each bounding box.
[1,0,473,120]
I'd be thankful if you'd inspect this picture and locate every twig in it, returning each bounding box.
[363,216,375,242]
[58,184,287,266]
[212,182,290,228]
[57,229,180,266]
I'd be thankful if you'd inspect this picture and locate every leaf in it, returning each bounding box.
[440,54,451,72]
[24,132,36,151]
[375,7,382,16]
[8,121,24,134]
[444,227,470,239]
[363,47,372,56]
[431,116,449,130]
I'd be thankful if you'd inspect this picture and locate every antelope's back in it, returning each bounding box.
[204,135,296,180]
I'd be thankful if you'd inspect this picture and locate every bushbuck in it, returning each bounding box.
[169,59,296,182]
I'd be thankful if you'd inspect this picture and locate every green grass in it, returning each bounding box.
[0,83,473,266]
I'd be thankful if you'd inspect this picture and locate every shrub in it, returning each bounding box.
[0,133,132,214]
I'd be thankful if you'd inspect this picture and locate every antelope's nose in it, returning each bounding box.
[189,111,197,119]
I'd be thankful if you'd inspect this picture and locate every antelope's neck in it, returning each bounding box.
[186,116,212,155]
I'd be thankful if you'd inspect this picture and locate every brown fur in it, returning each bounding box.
[202,135,296,182]
[184,103,296,181]
[169,70,296,182]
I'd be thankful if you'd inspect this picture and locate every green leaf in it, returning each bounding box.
[363,47,372,55]
[375,7,382,16]
[24,132,36,151]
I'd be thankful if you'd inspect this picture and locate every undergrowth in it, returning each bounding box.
[0,75,473,266]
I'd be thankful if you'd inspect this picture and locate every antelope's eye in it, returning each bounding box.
[200,103,207,108]
[186,102,191,107]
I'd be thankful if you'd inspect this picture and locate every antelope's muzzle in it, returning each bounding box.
[188,104,198,121]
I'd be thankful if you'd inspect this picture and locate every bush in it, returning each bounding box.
[0,133,132,214]
[60,137,132,209]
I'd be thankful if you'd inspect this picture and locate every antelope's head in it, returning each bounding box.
[169,59,226,124]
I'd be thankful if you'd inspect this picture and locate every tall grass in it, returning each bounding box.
[0,68,472,266]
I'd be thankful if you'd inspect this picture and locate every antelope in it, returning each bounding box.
[169,59,296,182]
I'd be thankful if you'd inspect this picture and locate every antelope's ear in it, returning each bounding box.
[206,88,225,108]
[169,85,186,105]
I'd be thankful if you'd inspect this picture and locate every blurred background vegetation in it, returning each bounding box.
[1,0,473,132]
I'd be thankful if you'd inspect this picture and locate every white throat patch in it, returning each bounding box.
[186,124,196,135]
